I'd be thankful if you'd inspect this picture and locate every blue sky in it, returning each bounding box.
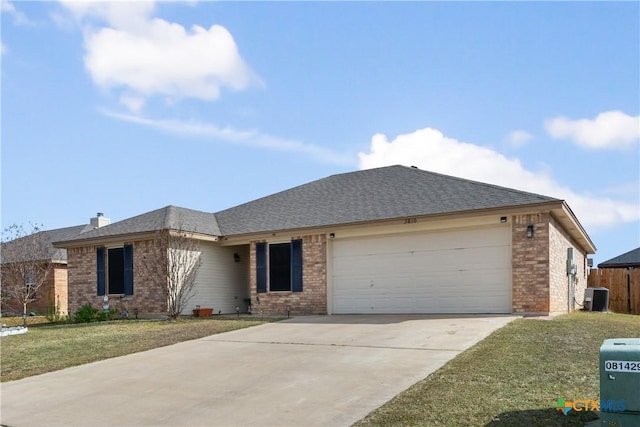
[2,1,638,264]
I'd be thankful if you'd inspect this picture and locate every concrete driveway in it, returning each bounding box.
[1,315,516,427]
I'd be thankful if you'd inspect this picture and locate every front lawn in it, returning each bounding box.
[354,312,640,427]
[0,317,273,382]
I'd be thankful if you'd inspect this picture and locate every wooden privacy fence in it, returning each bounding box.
[587,268,640,314]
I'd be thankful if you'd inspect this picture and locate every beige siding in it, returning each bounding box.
[187,243,249,315]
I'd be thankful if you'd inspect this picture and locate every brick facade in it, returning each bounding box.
[67,240,167,317]
[512,213,551,313]
[511,213,588,314]
[62,215,587,318]
[249,234,327,316]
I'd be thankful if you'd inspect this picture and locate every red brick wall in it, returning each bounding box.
[67,241,167,317]
[249,234,327,316]
[0,262,66,316]
[511,214,550,313]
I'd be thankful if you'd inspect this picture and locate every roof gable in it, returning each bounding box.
[214,165,560,235]
[54,206,220,245]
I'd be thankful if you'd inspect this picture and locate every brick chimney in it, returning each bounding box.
[90,212,111,228]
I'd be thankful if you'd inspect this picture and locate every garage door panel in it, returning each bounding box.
[332,226,511,314]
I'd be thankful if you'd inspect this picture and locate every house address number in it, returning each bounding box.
[404,218,417,224]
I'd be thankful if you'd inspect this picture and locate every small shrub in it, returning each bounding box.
[73,304,99,323]
[96,309,118,322]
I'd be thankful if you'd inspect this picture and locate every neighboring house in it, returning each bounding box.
[1,223,95,316]
[54,165,596,317]
[598,247,640,269]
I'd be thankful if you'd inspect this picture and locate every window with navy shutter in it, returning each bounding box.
[269,243,291,291]
[97,247,105,296]
[98,245,134,295]
[258,239,303,292]
[256,242,267,293]
[108,248,125,294]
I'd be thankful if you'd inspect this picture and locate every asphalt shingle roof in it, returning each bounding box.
[2,224,92,263]
[598,247,640,268]
[53,166,564,245]
[214,165,560,235]
[56,206,221,243]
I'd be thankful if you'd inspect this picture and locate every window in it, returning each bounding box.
[256,240,302,293]
[25,269,36,299]
[97,245,133,296]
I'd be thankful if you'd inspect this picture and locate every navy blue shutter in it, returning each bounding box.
[97,247,105,296]
[291,239,303,292]
[256,242,267,293]
[123,244,134,295]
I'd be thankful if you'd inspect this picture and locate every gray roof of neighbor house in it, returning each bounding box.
[55,206,220,245]
[214,165,561,235]
[1,224,92,264]
[598,247,640,268]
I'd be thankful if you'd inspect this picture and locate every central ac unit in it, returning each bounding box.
[583,287,609,312]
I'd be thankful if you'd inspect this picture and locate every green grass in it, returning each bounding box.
[0,317,273,382]
[354,312,640,427]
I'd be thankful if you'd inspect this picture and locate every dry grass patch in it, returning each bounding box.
[354,312,640,427]
[1,318,274,382]
[1,316,51,327]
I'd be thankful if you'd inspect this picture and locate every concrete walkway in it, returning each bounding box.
[1,315,517,427]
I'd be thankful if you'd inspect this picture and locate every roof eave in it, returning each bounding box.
[597,263,639,269]
[550,202,597,254]
[221,200,572,242]
[53,230,220,248]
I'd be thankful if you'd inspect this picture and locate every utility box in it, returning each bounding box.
[600,338,640,426]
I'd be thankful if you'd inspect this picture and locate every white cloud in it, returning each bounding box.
[506,130,532,147]
[545,110,640,149]
[59,1,262,112]
[103,110,354,166]
[2,0,32,25]
[358,127,639,230]
[1,41,7,55]
[59,1,156,31]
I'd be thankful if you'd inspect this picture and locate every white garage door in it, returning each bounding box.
[332,225,511,314]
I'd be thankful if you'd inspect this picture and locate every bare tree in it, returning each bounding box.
[1,224,54,327]
[137,228,202,319]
